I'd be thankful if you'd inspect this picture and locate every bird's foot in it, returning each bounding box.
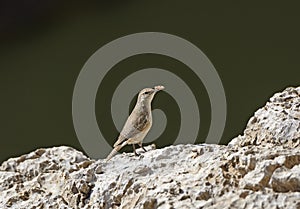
[142,147,147,152]
[133,151,144,159]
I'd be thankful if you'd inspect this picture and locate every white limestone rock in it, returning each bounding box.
[0,86,300,209]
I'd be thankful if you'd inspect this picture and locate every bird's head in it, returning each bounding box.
[137,85,165,104]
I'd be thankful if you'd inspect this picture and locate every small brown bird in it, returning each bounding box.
[106,85,165,161]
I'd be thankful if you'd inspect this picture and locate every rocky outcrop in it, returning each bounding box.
[0,86,300,209]
[229,86,300,148]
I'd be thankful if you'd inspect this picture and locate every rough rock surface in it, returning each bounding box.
[1,86,300,209]
[229,86,300,148]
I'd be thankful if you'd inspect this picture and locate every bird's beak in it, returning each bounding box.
[154,85,165,92]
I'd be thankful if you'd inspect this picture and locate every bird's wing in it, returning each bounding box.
[133,111,150,131]
[113,111,150,147]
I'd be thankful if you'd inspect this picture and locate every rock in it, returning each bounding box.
[0,86,300,208]
[229,86,300,147]
[270,164,300,192]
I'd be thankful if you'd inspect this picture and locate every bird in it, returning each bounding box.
[105,85,165,161]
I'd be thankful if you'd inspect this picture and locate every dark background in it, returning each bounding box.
[1,1,299,163]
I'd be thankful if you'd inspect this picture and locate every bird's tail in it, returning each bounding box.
[105,143,125,161]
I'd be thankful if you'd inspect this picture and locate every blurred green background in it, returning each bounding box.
[1,1,299,163]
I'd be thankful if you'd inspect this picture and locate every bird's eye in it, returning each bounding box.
[144,91,150,95]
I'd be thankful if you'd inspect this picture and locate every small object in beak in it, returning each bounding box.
[154,85,165,91]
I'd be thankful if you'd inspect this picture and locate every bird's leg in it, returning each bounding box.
[139,143,147,152]
[133,144,140,156]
